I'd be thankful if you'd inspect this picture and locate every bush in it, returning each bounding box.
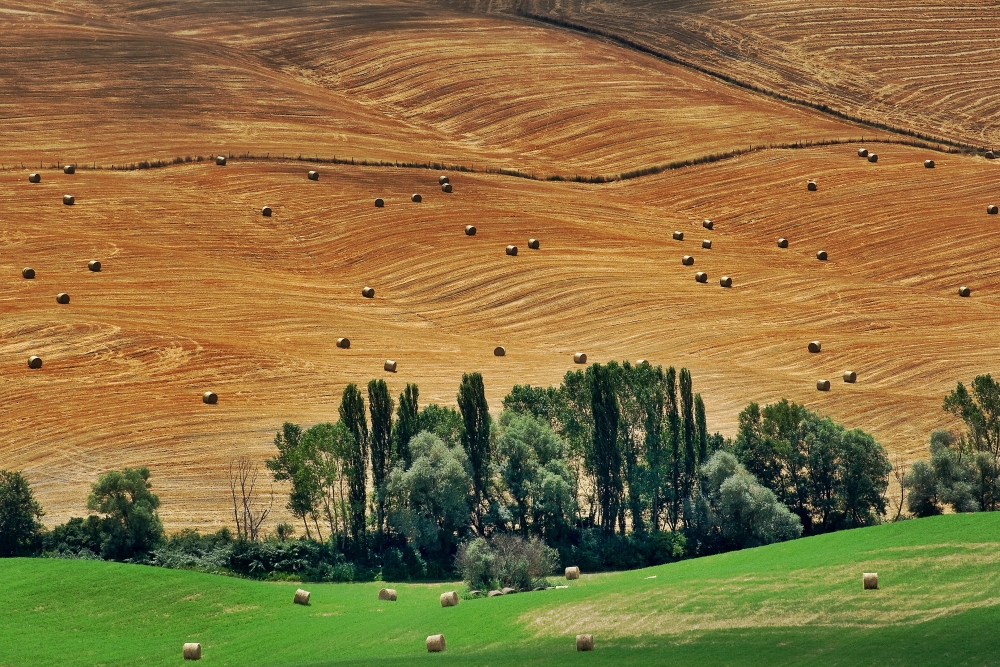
[0,470,45,557]
[456,534,558,591]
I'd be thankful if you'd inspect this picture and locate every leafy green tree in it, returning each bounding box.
[617,362,647,535]
[0,470,45,557]
[502,385,564,428]
[590,363,622,533]
[665,366,682,531]
[695,394,709,464]
[300,422,355,546]
[368,379,395,544]
[266,422,322,539]
[904,459,942,517]
[639,366,666,531]
[339,384,369,549]
[393,383,420,468]
[458,372,492,532]
[87,467,163,560]
[944,375,1000,510]
[679,369,697,504]
[556,369,592,525]
[419,404,464,448]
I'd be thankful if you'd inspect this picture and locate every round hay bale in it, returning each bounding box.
[22,267,35,279]
[494,346,506,357]
[262,206,272,217]
[924,160,935,168]
[411,193,422,203]
[682,255,694,266]
[986,151,995,160]
[987,205,998,215]
[573,353,587,365]
[27,356,42,369]
[807,180,817,191]
[439,175,450,185]
[64,165,75,174]
[294,589,311,605]
[63,194,75,206]
[441,183,453,193]
[216,155,227,166]
[183,643,202,661]
[695,272,708,283]
[858,148,869,158]
[576,634,594,652]
[28,173,41,183]
[308,170,319,181]
[672,231,684,241]
[440,591,459,607]
[465,225,477,236]
[378,588,397,601]
[565,566,581,580]
[203,391,218,404]
[843,370,857,383]
[336,337,351,349]
[720,276,732,288]
[426,635,446,653]
[703,219,714,230]
[702,239,712,249]
[362,286,375,298]
[777,238,788,248]
[88,260,101,272]
[374,198,385,208]
[384,359,397,373]
[506,245,518,256]
[636,359,650,367]
[817,379,831,391]
[816,250,828,261]
[528,238,540,250]
[959,286,971,297]
[808,341,822,353]
[487,590,504,597]
[501,587,516,595]
[56,293,70,304]
[863,572,878,590]
[868,153,878,163]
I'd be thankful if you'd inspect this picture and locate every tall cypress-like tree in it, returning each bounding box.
[368,379,394,545]
[665,366,681,531]
[458,372,492,532]
[694,393,709,464]
[642,366,666,532]
[393,383,419,468]
[590,363,623,534]
[680,368,696,503]
[339,384,369,549]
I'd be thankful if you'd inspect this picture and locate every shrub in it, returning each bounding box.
[0,470,45,557]
[455,534,557,591]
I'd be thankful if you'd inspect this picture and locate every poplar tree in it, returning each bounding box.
[680,368,696,503]
[368,379,394,545]
[665,367,681,530]
[339,384,369,549]
[590,363,622,533]
[695,393,709,464]
[393,383,419,468]
[458,372,492,532]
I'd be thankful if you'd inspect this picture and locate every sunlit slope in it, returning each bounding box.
[3,513,1000,666]
[1,144,998,528]
[0,0,863,173]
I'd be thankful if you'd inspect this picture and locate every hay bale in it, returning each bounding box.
[28,173,40,183]
[924,160,935,168]
[337,337,351,349]
[362,286,375,298]
[528,238,540,250]
[682,255,694,266]
[703,219,714,230]
[986,151,995,160]
[379,588,397,601]
[817,379,831,391]
[565,566,580,580]
[183,643,202,660]
[440,591,459,607]
[56,293,70,304]
[22,267,35,279]
[501,587,516,595]
[426,635,446,653]
[88,260,101,272]
[868,153,878,163]
[216,155,227,166]
[494,346,506,357]
[308,170,319,181]
[672,231,684,241]
[469,590,482,597]
[816,250,828,261]
[487,590,504,597]
[858,148,869,158]
[411,193,422,203]
[573,353,587,364]
[576,634,594,652]
[439,175,450,185]
[988,205,998,215]
[863,573,878,589]
[442,183,453,193]
[262,206,272,217]
[843,370,857,383]
[807,180,817,191]
[63,194,75,206]
[808,341,822,353]
[506,245,518,256]
[959,286,971,297]
[203,391,218,404]
[702,239,712,249]
[465,225,477,236]
[384,359,397,373]
[294,589,311,605]
[27,356,42,369]
[695,272,708,283]
[777,238,788,248]
[720,276,732,288]
[64,165,75,174]
[636,359,649,366]
[374,198,385,208]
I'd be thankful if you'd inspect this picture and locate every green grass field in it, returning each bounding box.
[3,514,1000,667]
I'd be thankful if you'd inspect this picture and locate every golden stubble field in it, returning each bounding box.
[2,144,998,528]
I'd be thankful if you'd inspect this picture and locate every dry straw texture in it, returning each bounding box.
[378,588,397,601]
[703,219,714,230]
[528,238,540,249]
[203,391,218,405]
[56,293,70,305]
[702,239,712,249]
[576,634,594,651]
[494,346,506,357]
[465,225,477,236]
[308,170,319,181]
[506,245,518,256]
[720,276,732,288]
[863,573,879,590]
[672,231,684,240]
[695,272,708,283]
[411,193,422,202]
[336,337,351,349]
[682,255,694,266]
[777,238,788,248]
[21,267,35,279]
[374,198,384,208]
[817,379,831,391]
[384,360,397,373]
[808,341,822,353]
[573,353,587,365]
[362,286,375,298]
[88,260,101,272]
[868,154,879,163]
[27,356,43,370]
[566,566,581,580]
[843,371,857,383]
[262,206,272,217]
[64,165,75,174]
[959,286,971,297]
[426,634,446,652]
[63,194,75,205]
[28,173,41,183]
[293,589,311,605]
[183,643,201,660]
[440,591,459,607]
[216,156,226,166]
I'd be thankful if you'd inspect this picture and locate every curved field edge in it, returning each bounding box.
[3,513,1000,667]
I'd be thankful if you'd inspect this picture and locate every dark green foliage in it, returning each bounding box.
[86,467,164,560]
[695,394,709,463]
[418,403,464,448]
[680,368,697,502]
[665,366,682,531]
[266,422,321,539]
[458,372,492,531]
[368,379,394,543]
[640,366,666,531]
[0,470,45,557]
[42,516,104,558]
[339,384,369,549]
[502,384,563,428]
[455,534,558,591]
[589,363,622,533]
[392,383,419,468]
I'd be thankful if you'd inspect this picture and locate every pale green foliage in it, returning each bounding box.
[455,533,558,591]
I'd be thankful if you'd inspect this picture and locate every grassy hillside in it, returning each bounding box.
[3,513,1000,666]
